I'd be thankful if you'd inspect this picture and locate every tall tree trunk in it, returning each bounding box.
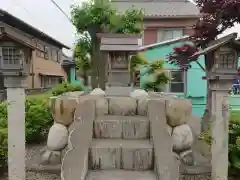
[99,52,106,90]
[83,71,88,86]
[91,37,99,89]
[201,79,213,132]
[201,55,215,133]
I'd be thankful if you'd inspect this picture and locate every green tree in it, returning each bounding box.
[71,0,143,90]
[74,32,92,86]
[131,53,169,91]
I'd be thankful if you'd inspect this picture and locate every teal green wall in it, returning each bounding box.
[69,67,81,84]
[141,40,240,118]
[142,40,207,98]
[188,96,240,117]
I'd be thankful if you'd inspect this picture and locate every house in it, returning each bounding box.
[0,9,70,90]
[111,0,200,45]
[139,34,240,117]
[138,36,206,117]
[61,53,81,84]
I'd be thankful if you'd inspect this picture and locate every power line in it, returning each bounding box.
[9,0,53,31]
[50,0,72,23]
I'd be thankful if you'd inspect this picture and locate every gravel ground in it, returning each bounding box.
[0,172,60,180]
[0,143,61,180]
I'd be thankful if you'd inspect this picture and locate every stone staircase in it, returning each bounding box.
[61,95,180,180]
[87,115,156,180]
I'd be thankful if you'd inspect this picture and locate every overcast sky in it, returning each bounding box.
[1,0,86,56]
[0,0,239,56]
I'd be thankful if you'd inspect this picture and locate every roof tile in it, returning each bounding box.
[111,0,200,17]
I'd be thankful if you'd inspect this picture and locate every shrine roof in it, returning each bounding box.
[191,33,239,58]
[111,0,200,18]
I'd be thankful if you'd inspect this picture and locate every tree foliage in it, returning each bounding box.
[71,0,143,36]
[74,32,92,74]
[169,0,240,69]
[71,0,144,88]
[131,53,169,91]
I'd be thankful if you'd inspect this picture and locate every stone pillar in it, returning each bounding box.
[5,77,27,180]
[211,90,229,180]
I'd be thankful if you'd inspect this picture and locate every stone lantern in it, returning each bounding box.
[99,33,142,96]
[0,35,33,180]
[192,33,239,180]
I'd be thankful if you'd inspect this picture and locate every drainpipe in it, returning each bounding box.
[184,69,188,98]
[31,50,34,89]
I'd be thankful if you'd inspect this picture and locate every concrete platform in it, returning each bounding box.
[94,116,150,139]
[86,170,157,180]
[89,139,153,170]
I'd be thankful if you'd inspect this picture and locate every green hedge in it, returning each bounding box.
[50,82,83,96]
[0,128,7,172]
[200,111,240,174]
[0,82,83,172]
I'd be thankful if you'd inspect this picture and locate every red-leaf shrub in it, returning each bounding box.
[169,43,198,70]
[169,0,240,69]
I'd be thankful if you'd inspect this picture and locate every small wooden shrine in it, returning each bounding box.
[99,33,142,87]
[192,33,240,180]
[192,33,239,91]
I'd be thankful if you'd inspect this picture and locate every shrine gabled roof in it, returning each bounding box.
[191,33,239,58]
[111,0,200,18]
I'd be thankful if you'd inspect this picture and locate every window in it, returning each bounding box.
[163,70,185,93]
[2,47,21,65]
[52,49,58,61]
[40,76,61,88]
[170,71,184,93]
[1,47,24,70]
[157,29,183,42]
[219,52,235,69]
[44,46,50,59]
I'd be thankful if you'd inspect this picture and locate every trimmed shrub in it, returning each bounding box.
[51,82,83,96]
[229,111,240,172]
[0,95,53,170]
[0,96,53,143]
[25,95,53,143]
[0,82,83,170]
[200,111,240,173]
[0,128,7,172]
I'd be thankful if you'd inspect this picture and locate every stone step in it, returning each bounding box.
[94,115,150,139]
[86,170,157,180]
[89,139,153,170]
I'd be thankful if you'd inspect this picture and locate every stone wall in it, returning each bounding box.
[41,88,204,178]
